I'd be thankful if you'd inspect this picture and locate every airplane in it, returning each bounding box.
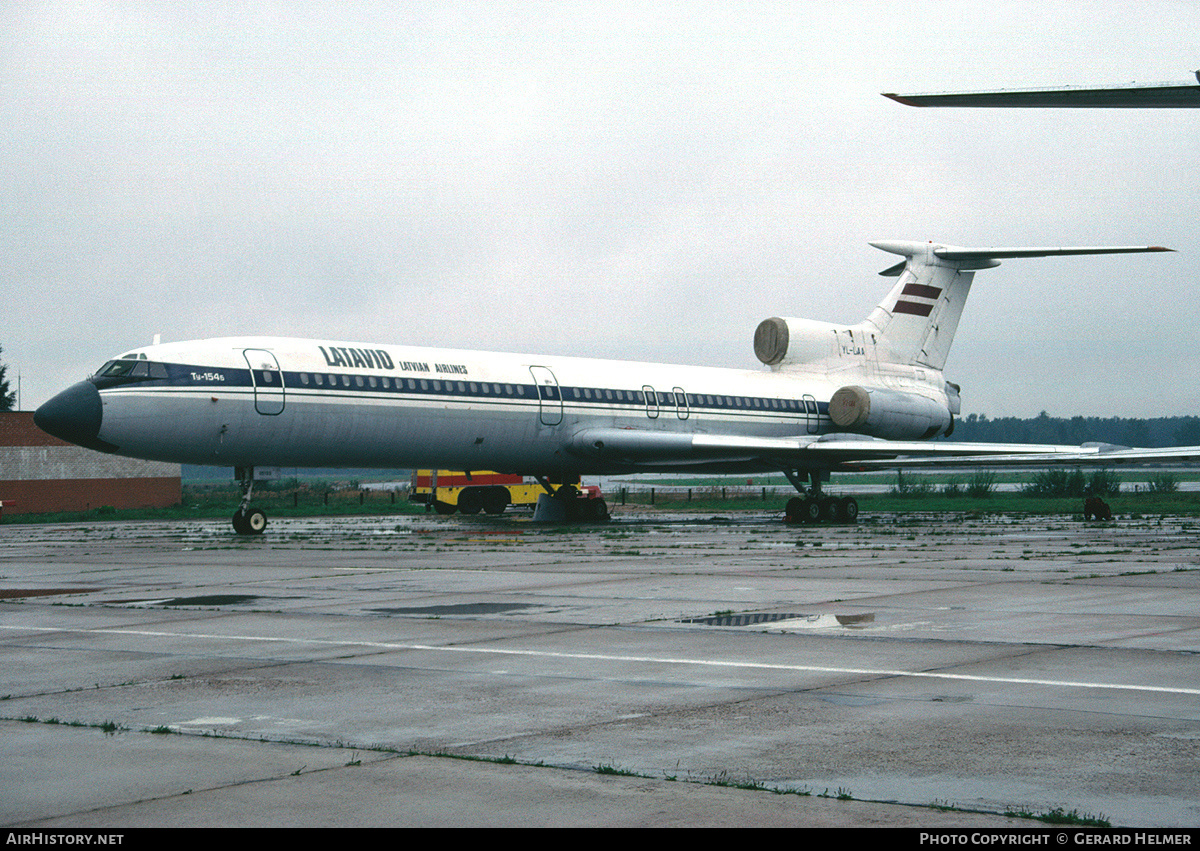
[882,72,1200,107]
[34,240,1200,534]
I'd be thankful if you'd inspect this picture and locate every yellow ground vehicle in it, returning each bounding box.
[409,471,597,515]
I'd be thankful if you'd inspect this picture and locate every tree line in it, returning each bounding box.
[949,412,1200,448]
[0,347,14,411]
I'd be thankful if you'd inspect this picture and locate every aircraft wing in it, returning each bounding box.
[837,443,1200,471]
[568,428,1200,471]
[882,80,1200,108]
[567,428,802,464]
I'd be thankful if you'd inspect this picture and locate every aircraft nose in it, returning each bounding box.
[33,380,114,452]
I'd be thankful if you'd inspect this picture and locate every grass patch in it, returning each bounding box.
[1005,806,1110,827]
[593,762,640,777]
[8,479,1200,525]
[705,771,768,792]
[7,483,428,526]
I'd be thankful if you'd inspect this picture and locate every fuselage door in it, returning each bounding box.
[803,394,818,434]
[642,385,659,419]
[243,349,285,416]
[529,366,562,426]
[673,387,689,420]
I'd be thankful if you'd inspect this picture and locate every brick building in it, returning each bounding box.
[0,412,180,515]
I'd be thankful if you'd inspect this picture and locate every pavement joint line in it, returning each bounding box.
[5,623,1199,696]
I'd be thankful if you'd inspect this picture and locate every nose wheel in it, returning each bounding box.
[232,507,268,534]
[232,466,268,534]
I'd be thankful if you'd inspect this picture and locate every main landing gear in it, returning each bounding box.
[534,479,609,522]
[783,469,858,525]
[454,485,511,516]
[232,466,267,535]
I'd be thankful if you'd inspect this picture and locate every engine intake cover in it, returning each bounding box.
[828,386,872,429]
[753,318,789,366]
[829,385,951,440]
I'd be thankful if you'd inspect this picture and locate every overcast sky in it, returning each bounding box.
[4,0,1199,418]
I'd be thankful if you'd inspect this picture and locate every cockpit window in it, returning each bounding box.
[98,360,138,377]
[95,359,169,381]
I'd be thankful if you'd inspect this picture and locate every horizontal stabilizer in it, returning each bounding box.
[872,241,1172,274]
[934,245,1173,260]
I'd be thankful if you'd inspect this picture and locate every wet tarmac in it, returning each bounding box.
[2,508,1198,827]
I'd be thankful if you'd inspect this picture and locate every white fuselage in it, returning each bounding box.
[87,335,949,476]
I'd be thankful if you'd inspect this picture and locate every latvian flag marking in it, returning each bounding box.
[893,283,942,317]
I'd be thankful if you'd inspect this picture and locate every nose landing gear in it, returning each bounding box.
[232,466,268,534]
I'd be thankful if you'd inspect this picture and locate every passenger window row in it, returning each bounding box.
[289,372,821,414]
[294,373,527,397]
[95,360,825,415]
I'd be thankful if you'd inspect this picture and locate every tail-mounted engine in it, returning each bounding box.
[828,385,952,440]
[754,317,846,366]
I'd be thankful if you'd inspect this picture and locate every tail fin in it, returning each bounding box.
[862,241,1171,370]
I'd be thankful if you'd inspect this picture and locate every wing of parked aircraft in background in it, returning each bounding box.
[882,74,1200,108]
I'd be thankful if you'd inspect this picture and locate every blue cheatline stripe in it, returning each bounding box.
[107,361,832,420]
